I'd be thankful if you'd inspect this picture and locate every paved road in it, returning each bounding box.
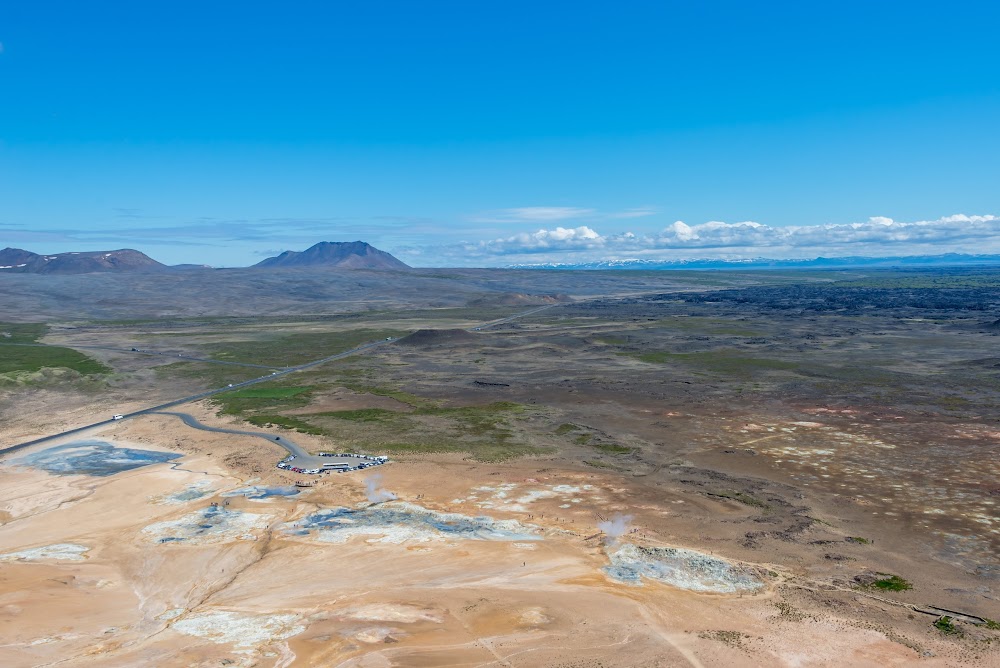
[0,339,390,457]
[0,303,563,459]
[0,342,282,370]
[154,411,306,458]
[152,411,370,472]
[467,304,557,331]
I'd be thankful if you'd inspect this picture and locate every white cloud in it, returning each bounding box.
[468,205,656,224]
[471,226,603,253]
[459,214,1000,262]
[607,206,658,219]
[507,207,594,221]
[470,207,596,223]
[667,221,696,241]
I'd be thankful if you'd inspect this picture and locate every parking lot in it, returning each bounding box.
[277,452,387,475]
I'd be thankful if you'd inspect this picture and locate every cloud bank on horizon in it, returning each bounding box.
[448,212,1000,265]
[3,207,999,267]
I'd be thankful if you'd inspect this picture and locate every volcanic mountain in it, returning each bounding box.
[0,248,165,274]
[254,241,410,270]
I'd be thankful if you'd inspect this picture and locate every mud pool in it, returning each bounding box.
[170,610,304,651]
[605,543,765,593]
[142,505,272,544]
[0,543,90,562]
[10,440,179,476]
[222,485,301,501]
[283,501,541,544]
[155,481,215,505]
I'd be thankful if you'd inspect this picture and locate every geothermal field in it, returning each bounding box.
[1,267,999,667]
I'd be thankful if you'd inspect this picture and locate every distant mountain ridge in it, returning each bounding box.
[0,247,165,274]
[254,241,409,270]
[509,253,1000,271]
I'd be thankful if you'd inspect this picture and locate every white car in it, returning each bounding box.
[112,414,124,420]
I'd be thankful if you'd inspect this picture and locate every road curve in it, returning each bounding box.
[152,411,310,459]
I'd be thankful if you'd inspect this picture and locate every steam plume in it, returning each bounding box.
[365,474,397,504]
[598,514,633,546]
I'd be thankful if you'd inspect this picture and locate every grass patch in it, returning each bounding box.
[224,386,311,399]
[319,408,403,422]
[0,321,99,380]
[227,387,312,399]
[624,350,799,377]
[415,402,524,440]
[213,384,315,416]
[0,323,48,343]
[304,401,539,462]
[574,434,593,445]
[340,382,440,409]
[805,515,833,527]
[983,618,999,631]
[0,344,111,375]
[207,328,409,366]
[845,536,870,545]
[245,414,328,435]
[592,443,633,455]
[708,491,770,509]
[869,574,912,591]
[554,423,577,435]
[154,361,264,387]
[934,616,962,636]
[416,401,523,416]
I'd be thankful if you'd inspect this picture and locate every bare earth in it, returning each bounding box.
[1,267,999,667]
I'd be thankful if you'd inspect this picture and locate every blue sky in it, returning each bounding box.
[1,1,998,266]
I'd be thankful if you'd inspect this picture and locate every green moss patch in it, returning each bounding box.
[0,344,110,376]
[319,408,403,422]
[624,350,799,377]
[246,414,329,435]
[869,574,912,591]
[213,384,315,416]
[207,328,409,367]
[708,491,770,509]
[0,323,48,343]
[933,616,962,636]
[339,382,440,409]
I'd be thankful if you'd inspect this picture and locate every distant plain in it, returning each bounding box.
[1,265,999,666]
